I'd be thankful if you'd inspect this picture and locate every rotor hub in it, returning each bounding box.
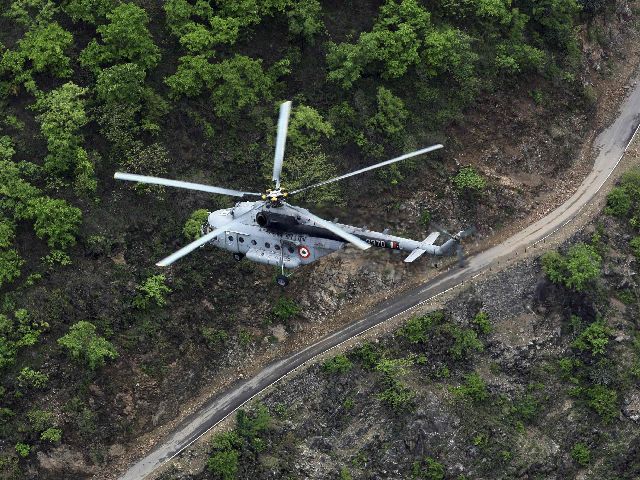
[261,187,288,206]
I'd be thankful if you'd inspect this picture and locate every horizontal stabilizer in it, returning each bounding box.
[404,248,426,263]
[420,231,440,247]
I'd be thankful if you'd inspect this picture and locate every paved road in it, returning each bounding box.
[119,77,640,480]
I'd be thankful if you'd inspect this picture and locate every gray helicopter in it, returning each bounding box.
[114,101,474,287]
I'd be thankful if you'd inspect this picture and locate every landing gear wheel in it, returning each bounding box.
[233,253,244,261]
[276,275,289,287]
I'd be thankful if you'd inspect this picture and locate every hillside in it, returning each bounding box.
[162,158,640,480]
[0,0,639,478]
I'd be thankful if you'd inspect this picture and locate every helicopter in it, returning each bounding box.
[114,101,474,287]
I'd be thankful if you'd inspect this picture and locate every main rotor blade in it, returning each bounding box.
[114,173,261,198]
[272,101,292,189]
[156,202,265,266]
[290,144,443,195]
[286,203,371,251]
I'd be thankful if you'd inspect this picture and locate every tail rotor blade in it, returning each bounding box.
[114,173,261,198]
[272,101,292,189]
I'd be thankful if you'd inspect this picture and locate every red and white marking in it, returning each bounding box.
[298,245,311,259]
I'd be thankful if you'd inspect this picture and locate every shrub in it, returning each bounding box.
[133,275,171,309]
[287,104,335,151]
[57,321,118,369]
[376,383,415,411]
[202,327,228,348]
[420,209,431,227]
[323,354,352,374]
[400,311,444,344]
[447,326,483,360]
[367,86,409,139]
[572,320,610,356]
[22,197,82,249]
[0,249,24,287]
[207,449,238,480]
[14,443,30,458]
[452,372,488,403]
[0,309,48,369]
[79,3,160,73]
[605,186,631,217]
[40,427,62,442]
[287,0,324,43]
[62,0,118,24]
[271,297,300,321]
[473,311,492,334]
[453,166,486,192]
[183,209,209,240]
[412,456,445,480]
[542,243,601,292]
[587,385,618,422]
[571,442,590,466]
[630,237,640,259]
[236,404,271,439]
[16,367,48,389]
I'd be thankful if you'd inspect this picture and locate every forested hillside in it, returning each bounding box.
[0,0,637,478]
[168,164,640,480]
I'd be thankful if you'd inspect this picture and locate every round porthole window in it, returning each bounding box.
[239,237,244,243]
[274,245,281,250]
[251,240,257,245]
[228,236,234,242]
[265,242,271,248]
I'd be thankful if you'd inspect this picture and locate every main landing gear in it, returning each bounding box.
[276,275,289,287]
[233,252,244,261]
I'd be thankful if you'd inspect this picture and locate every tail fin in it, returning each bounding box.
[404,232,440,263]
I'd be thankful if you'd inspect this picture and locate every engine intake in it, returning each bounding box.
[255,211,297,230]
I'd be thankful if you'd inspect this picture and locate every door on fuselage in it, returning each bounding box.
[225,231,241,253]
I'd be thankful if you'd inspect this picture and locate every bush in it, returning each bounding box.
[400,311,444,344]
[207,449,238,479]
[605,186,631,217]
[0,249,24,287]
[453,166,486,192]
[79,3,160,73]
[323,354,352,374]
[571,442,590,466]
[572,319,610,356]
[447,326,483,360]
[412,456,445,480]
[62,0,118,24]
[183,209,209,240]
[630,237,640,259]
[271,297,300,321]
[57,321,118,369]
[22,197,82,249]
[473,311,492,334]
[587,385,618,422]
[133,275,171,309]
[452,372,488,403]
[14,443,30,458]
[287,0,324,43]
[16,367,48,389]
[0,309,47,369]
[542,243,601,292]
[40,427,62,443]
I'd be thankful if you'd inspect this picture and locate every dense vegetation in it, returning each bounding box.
[0,0,632,477]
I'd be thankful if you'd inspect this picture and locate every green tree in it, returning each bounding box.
[542,243,601,292]
[57,321,118,369]
[95,63,146,105]
[572,319,610,356]
[183,209,210,240]
[207,449,239,480]
[287,104,335,150]
[62,0,119,24]
[33,82,93,189]
[4,0,57,27]
[287,0,324,43]
[0,22,73,93]
[79,3,160,73]
[322,354,353,374]
[367,86,409,139]
[133,275,171,309]
[0,249,24,287]
[22,197,82,249]
[571,442,590,466]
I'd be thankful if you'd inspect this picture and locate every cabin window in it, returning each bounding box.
[228,236,234,242]
[265,242,271,248]
[238,237,244,243]
[251,240,257,245]
[288,246,294,254]
[274,245,281,250]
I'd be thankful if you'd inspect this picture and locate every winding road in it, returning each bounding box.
[119,76,640,480]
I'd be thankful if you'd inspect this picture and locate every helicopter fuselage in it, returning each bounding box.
[203,201,455,269]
